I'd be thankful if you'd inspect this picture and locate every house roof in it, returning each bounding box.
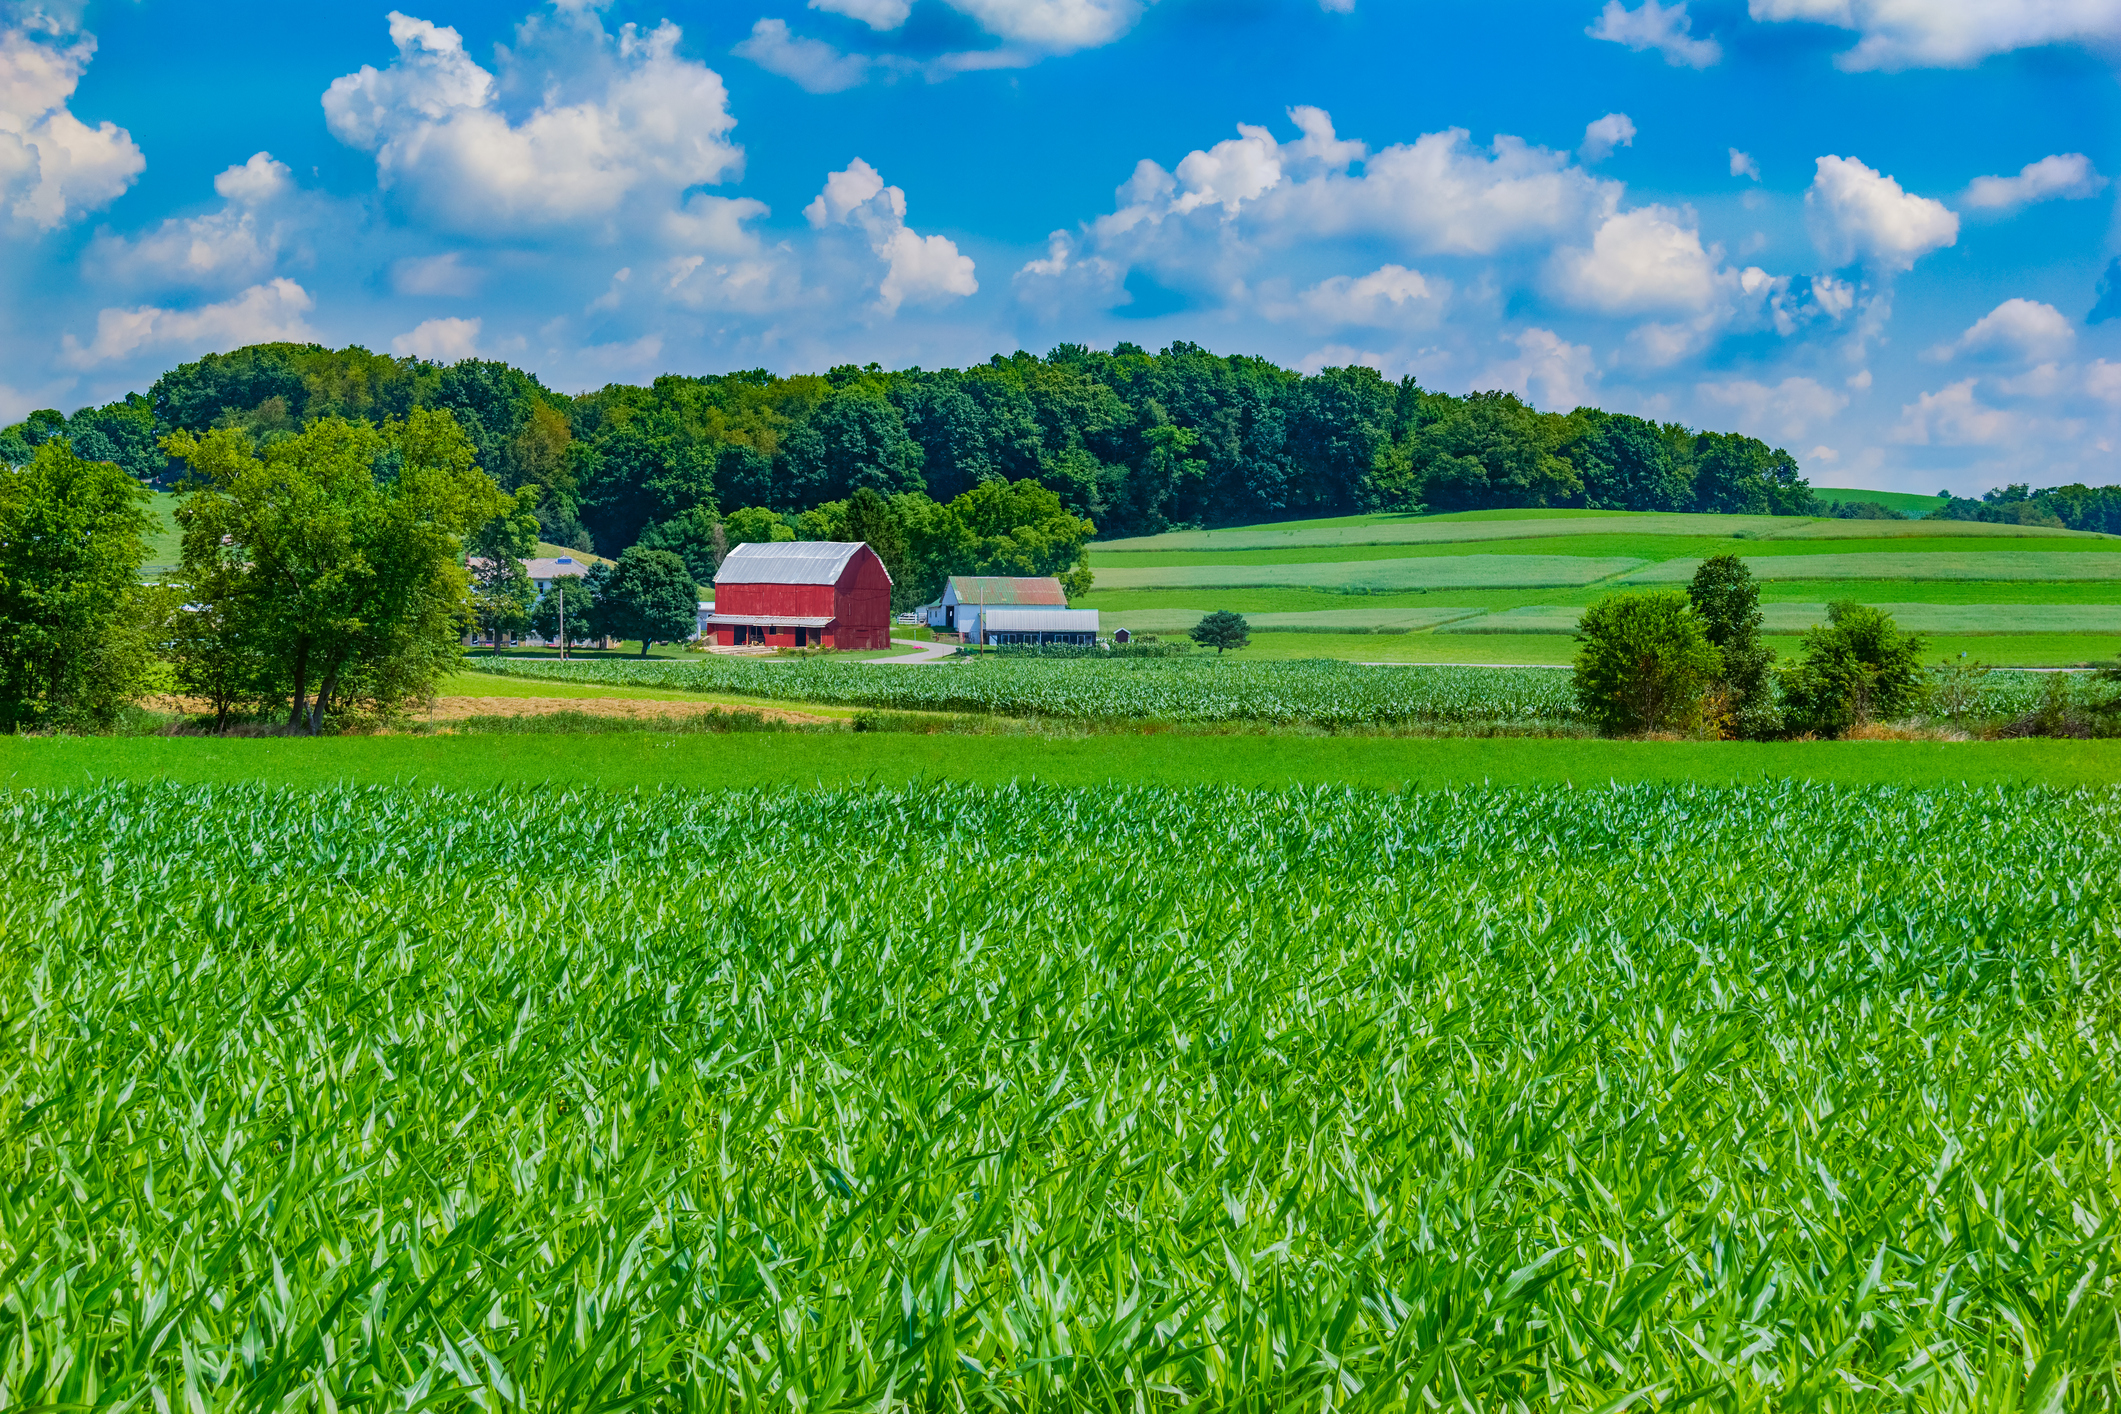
[524,556,591,579]
[943,575,1067,605]
[715,540,888,586]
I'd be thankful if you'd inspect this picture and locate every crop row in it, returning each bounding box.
[466,654,2080,726]
[5,780,2118,1409]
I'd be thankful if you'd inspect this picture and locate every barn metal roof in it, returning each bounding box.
[943,575,1067,605]
[970,608,1100,631]
[716,541,889,586]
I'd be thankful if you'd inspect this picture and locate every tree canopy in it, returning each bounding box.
[7,341,1842,566]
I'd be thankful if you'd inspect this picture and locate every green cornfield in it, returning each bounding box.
[466,655,2077,728]
[5,780,2118,1410]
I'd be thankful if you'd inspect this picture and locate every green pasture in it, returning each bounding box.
[1094,507,2090,554]
[1228,631,2117,667]
[11,732,2121,788]
[1092,531,2118,571]
[1814,485,1952,514]
[1626,550,2121,583]
[1433,602,2121,636]
[1093,553,1643,592]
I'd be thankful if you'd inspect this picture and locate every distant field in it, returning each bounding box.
[1093,554,1642,591]
[1814,486,1951,515]
[1230,632,2117,667]
[1093,512,2095,556]
[1434,603,2121,636]
[1092,532,2115,572]
[144,490,181,573]
[1626,551,2121,583]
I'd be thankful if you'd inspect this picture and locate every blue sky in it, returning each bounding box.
[3,0,2117,493]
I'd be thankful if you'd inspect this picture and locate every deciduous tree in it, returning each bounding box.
[1572,591,1722,735]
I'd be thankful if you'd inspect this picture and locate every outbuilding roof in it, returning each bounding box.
[715,540,889,586]
[943,575,1067,605]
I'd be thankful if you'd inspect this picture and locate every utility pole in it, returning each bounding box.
[558,582,567,661]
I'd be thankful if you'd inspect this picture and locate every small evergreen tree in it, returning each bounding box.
[1191,610,1250,655]
[1778,601,1926,737]
[1686,553,1778,738]
[1572,591,1722,735]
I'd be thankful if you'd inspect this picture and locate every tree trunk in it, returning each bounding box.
[639,638,651,658]
[309,655,343,736]
[286,640,310,731]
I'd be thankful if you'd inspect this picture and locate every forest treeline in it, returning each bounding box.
[12,337,2071,602]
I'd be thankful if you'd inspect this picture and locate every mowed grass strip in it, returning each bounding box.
[1093,532,2121,570]
[1626,550,2121,583]
[5,780,2119,1408]
[1092,553,1642,591]
[1094,508,2101,554]
[1438,603,2121,635]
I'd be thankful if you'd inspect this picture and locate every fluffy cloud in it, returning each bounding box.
[1696,375,1849,439]
[1961,153,2105,213]
[1587,0,1722,67]
[804,158,977,313]
[1729,148,1760,180]
[0,17,144,230]
[945,0,1144,52]
[1049,109,1620,277]
[1927,298,2076,363]
[1547,206,1722,315]
[89,153,295,288]
[60,278,317,368]
[1805,155,1957,271]
[733,19,874,93]
[392,316,481,359]
[1580,113,1636,164]
[811,0,915,30]
[1284,265,1442,327]
[324,10,742,234]
[1483,328,1598,410]
[1893,379,2018,445]
[1747,0,2121,70]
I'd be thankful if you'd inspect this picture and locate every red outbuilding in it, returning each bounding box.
[708,540,893,650]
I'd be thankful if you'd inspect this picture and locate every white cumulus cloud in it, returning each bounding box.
[1289,265,1442,327]
[1927,298,2076,363]
[1483,327,1598,410]
[1697,375,1849,439]
[945,0,1144,52]
[1747,0,2121,70]
[1580,113,1636,164]
[1548,206,1721,315]
[811,0,915,30]
[392,316,481,360]
[1805,154,1957,271]
[804,158,976,313]
[323,10,742,234]
[733,18,873,93]
[1961,153,2105,213]
[1588,0,1722,67]
[89,153,296,288]
[61,278,317,368]
[0,16,145,230]
[1729,148,1760,180]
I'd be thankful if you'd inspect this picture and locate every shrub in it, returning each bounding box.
[1778,600,1926,738]
[1686,553,1778,739]
[1572,591,1722,735]
[1190,610,1251,654]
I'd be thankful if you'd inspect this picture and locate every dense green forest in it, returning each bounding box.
[34,339,2113,601]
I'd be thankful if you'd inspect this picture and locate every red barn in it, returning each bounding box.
[708,541,894,650]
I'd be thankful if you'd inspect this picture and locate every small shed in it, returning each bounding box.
[926,576,1068,633]
[963,607,1100,646]
[709,541,893,650]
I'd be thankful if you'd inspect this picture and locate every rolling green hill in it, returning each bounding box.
[1081,507,2121,666]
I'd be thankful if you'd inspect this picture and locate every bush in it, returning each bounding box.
[1686,553,1778,739]
[1778,601,1925,738]
[1572,591,1722,735]
[1191,610,1251,655]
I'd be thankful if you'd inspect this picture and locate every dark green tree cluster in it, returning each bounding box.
[7,340,1824,569]
[1574,555,1928,740]
[1925,482,2121,533]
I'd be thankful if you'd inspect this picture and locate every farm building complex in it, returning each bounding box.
[708,541,893,650]
[924,576,1099,645]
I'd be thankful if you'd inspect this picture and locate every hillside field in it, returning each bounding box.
[1080,505,2121,665]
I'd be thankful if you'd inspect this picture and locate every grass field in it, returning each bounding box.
[1814,485,1951,515]
[1078,506,2121,660]
[1227,630,2119,666]
[6,778,2118,1409]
